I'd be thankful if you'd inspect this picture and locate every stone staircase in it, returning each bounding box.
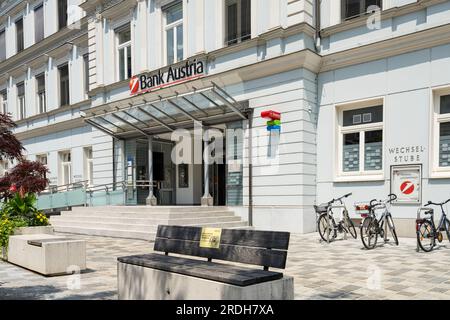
[50,206,248,241]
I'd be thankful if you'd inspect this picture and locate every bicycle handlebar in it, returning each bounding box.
[425,198,450,207]
[369,194,398,208]
[328,193,352,205]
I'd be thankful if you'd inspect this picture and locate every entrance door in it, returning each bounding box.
[206,135,226,206]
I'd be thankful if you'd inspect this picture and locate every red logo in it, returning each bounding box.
[129,76,139,94]
[400,180,415,195]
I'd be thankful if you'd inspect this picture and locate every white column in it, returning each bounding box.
[201,129,213,206]
[146,136,157,206]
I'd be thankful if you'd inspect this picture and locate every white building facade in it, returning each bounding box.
[1,0,449,235]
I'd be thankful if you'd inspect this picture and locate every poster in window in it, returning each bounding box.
[178,163,189,188]
[390,165,422,204]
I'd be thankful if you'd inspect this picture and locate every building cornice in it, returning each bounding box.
[320,0,449,37]
[14,117,86,141]
[320,22,450,72]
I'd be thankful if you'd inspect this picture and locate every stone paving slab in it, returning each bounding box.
[0,232,450,300]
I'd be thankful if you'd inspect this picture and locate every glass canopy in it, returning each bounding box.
[83,83,248,139]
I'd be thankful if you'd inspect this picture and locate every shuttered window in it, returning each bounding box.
[34,4,45,43]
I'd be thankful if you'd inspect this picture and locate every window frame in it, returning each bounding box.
[335,98,385,182]
[0,28,6,62]
[58,63,70,107]
[0,89,7,114]
[58,0,68,30]
[115,23,132,82]
[225,0,251,46]
[430,87,450,178]
[59,150,72,186]
[83,53,89,95]
[341,0,382,21]
[36,73,46,114]
[17,82,25,120]
[34,3,45,43]
[15,17,24,53]
[163,1,184,65]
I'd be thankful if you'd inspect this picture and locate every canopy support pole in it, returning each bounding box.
[146,136,157,206]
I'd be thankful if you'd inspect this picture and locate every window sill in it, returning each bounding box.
[429,170,450,179]
[334,174,384,183]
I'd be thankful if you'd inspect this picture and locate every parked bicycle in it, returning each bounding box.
[315,193,357,243]
[416,199,450,252]
[359,194,399,250]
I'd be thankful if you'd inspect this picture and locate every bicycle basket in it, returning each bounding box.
[314,204,329,214]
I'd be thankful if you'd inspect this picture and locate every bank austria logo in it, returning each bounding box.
[129,76,139,94]
[130,59,204,95]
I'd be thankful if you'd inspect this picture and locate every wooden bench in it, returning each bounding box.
[7,234,86,276]
[117,225,293,300]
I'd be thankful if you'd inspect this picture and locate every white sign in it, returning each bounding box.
[390,165,422,204]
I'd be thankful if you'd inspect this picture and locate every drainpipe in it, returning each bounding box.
[248,109,254,227]
[314,0,321,52]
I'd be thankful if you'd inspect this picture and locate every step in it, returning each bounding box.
[60,210,235,219]
[70,206,232,214]
[53,221,248,241]
[53,226,156,241]
[50,216,243,232]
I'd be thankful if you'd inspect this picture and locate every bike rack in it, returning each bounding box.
[326,204,347,243]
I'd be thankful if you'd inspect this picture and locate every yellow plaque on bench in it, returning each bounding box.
[199,228,222,249]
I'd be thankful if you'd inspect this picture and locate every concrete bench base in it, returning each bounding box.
[118,262,294,300]
[7,234,86,276]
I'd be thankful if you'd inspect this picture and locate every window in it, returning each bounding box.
[164,2,183,64]
[17,82,25,120]
[58,0,68,30]
[83,54,89,94]
[342,0,382,20]
[84,147,93,186]
[0,90,7,114]
[116,25,131,81]
[34,4,44,43]
[36,154,48,165]
[36,73,46,113]
[0,160,9,176]
[437,94,450,168]
[16,18,24,53]
[0,29,5,61]
[225,0,251,46]
[58,64,69,106]
[339,104,383,176]
[60,151,72,185]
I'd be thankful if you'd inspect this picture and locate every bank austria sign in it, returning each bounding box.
[129,59,205,95]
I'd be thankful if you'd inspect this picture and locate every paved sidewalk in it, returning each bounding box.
[0,232,449,300]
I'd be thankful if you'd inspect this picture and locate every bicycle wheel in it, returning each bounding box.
[417,220,435,252]
[445,218,450,243]
[318,213,336,242]
[360,216,378,250]
[344,213,357,239]
[386,214,399,246]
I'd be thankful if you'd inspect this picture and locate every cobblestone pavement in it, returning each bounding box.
[1,232,450,300]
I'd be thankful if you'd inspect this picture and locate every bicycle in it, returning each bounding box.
[315,193,357,243]
[359,194,399,250]
[416,199,450,252]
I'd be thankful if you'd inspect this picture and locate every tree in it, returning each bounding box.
[0,113,49,200]
[0,113,24,161]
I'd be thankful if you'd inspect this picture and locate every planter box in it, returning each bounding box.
[14,226,54,235]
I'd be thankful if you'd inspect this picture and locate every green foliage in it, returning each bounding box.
[3,192,39,220]
[0,192,50,255]
[0,214,27,252]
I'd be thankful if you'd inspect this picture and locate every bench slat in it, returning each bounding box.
[118,254,283,286]
[156,225,289,250]
[154,238,287,269]
[27,238,75,247]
